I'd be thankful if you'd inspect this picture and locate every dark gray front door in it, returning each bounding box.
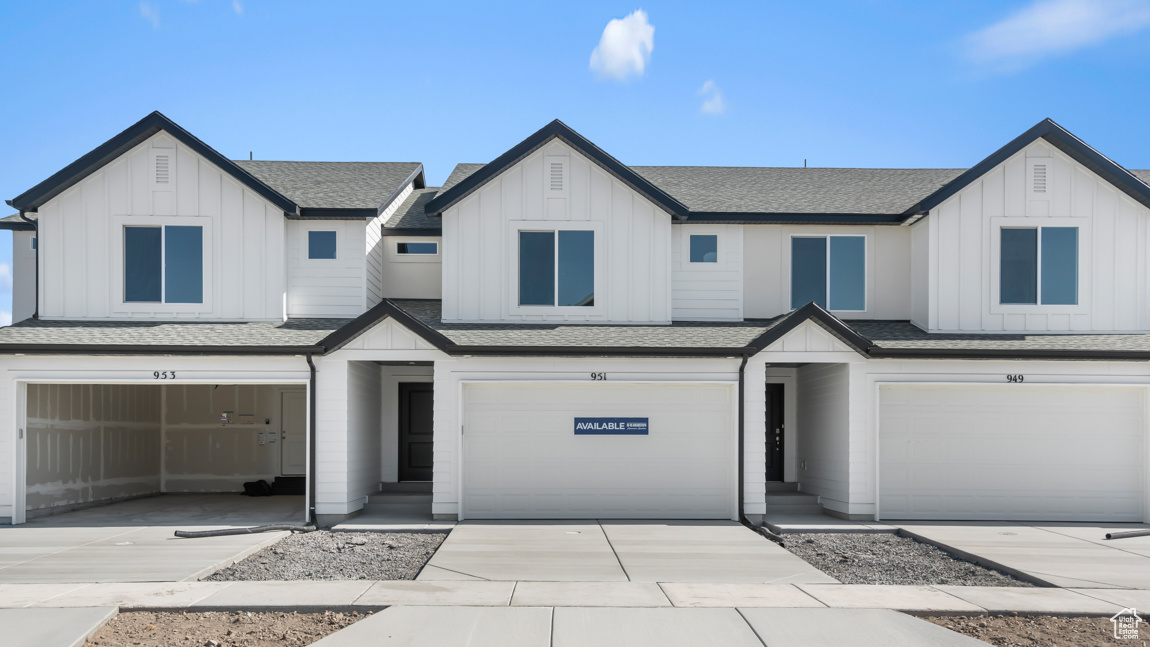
[399,383,434,481]
[765,384,784,482]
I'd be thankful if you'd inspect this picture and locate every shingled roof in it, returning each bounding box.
[0,318,347,353]
[383,187,442,233]
[234,161,423,214]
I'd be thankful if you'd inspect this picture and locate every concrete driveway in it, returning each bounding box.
[417,520,836,584]
[898,521,1150,589]
[0,494,303,583]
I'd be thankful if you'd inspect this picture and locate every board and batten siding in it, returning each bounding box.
[12,231,36,324]
[285,220,368,318]
[440,139,673,323]
[671,224,743,321]
[742,225,911,320]
[36,132,286,320]
[795,362,851,511]
[924,139,1150,332]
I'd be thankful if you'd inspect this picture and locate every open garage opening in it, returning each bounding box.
[23,382,308,522]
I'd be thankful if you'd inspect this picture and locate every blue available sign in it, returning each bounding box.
[574,417,649,435]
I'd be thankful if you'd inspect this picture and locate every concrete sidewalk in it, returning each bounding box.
[308,606,992,647]
[2,606,117,647]
[0,580,1138,615]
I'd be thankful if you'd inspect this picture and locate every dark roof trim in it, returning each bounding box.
[903,118,1150,217]
[748,302,873,356]
[0,219,35,231]
[687,212,906,225]
[423,120,690,220]
[292,208,377,220]
[0,344,323,356]
[380,228,442,237]
[8,111,298,214]
[869,347,1150,361]
[377,165,426,217]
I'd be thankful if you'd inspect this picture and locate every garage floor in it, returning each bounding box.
[418,520,837,584]
[0,494,304,583]
[898,522,1150,589]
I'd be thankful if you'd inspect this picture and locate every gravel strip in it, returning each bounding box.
[204,531,448,581]
[86,610,363,647]
[785,532,1033,586]
[923,614,1124,646]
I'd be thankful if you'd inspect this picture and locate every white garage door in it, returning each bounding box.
[880,385,1145,522]
[462,382,735,519]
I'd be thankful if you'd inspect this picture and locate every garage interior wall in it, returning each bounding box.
[795,363,850,511]
[26,384,162,513]
[379,364,434,483]
[162,384,301,492]
[25,382,307,513]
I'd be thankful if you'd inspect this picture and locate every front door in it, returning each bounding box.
[281,391,307,476]
[765,384,784,481]
[398,383,434,481]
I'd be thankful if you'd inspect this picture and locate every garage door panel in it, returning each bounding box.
[880,385,1145,522]
[463,382,734,519]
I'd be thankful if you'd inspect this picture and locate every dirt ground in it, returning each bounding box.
[85,610,364,647]
[923,614,1139,646]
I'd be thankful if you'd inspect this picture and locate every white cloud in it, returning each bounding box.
[232,0,243,16]
[139,2,160,29]
[697,80,725,115]
[966,0,1150,70]
[590,9,655,81]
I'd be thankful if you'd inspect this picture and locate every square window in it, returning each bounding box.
[30,236,37,251]
[124,225,203,304]
[790,236,865,311]
[1000,226,1077,305]
[308,231,337,259]
[396,241,438,255]
[689,234,718,263]
[518,230,594,307]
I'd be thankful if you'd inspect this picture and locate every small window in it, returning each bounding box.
[1000,226,1077,305]
[308,231,337,259]
[30,236,36,251]
[396,241,438,255]
[689,234,718,263]
[791,236,865,311]
[518,230,594,307]
[124,225,203,304]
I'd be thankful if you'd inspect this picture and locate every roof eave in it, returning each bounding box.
[0,344,325,356]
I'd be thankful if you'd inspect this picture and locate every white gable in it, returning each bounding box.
[765,320,859,354]
[340,317,439,351]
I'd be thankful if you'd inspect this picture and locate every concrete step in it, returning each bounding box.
[378,482,433,494]
[364,492,433,515]
[763,482,800,493]
[764,492,822,515]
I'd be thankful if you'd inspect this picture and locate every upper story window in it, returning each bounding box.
[791,235,865,311]
[30,236,36,251]
[396,241,438,255]
[1000,226,1078,305]
[124,225,203,303]
[518,230,594,307]
[307,231,337,259]
[689,234,718,263]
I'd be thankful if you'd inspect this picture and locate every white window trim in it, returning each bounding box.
[683,230,723,269]
[989,217,1089,315]
[110,215,213,314]
[389,237,441,264]
[787,233,868,313]
[302,226,339,262]
[508,220,604,316]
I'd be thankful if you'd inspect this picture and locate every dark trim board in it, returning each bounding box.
[424,120,690,220]
[0,344,324,355]
[381,228,442,237]
[293,208,377,220]
[8,111,298,214]
[686,212,906,225]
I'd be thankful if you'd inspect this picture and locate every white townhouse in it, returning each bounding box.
[2,111,1150,527]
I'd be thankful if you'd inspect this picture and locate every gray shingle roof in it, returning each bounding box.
[1131,170,1150,187]
[233,161,420,210]
[391,299,778,349]
[632,167,965,215]
[383,188,442,231]
[441,164,485,192]
[0,318,349,350]
[855,321,1150,354]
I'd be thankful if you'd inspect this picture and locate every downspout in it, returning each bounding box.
[306,352,318,525]
[18,211,38,319]
[737,351,786,547]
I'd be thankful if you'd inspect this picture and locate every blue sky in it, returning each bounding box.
[2,0,1149,323]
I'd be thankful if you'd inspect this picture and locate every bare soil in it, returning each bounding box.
[85,610,364,647]
[923,614,1137,646]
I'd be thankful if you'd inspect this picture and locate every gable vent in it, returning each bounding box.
[154,154,171,185]
[1032,162,1047,194]
[549,161,564,192]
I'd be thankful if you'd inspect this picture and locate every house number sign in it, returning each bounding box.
[153,371,177,380]
[1006,374,1025,383]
